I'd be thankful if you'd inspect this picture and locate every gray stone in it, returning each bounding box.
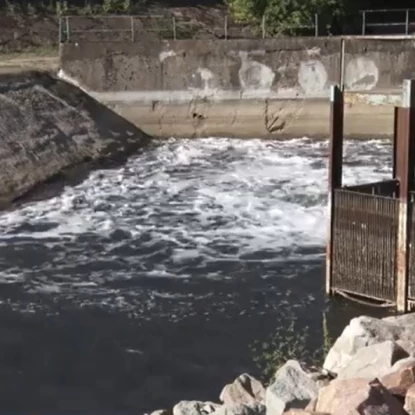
[173,401,220,415]
[384,313,415,344]
[212,403,265,415]
[220,374,265,406]
[397,340,415,357]
[323,316,404,375]
[337,340,408,379]
[265,360,318,415]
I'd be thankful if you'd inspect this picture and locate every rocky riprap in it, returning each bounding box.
[146,313,415,415]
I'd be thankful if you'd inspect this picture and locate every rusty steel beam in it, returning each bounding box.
[395,79,415,312]
[326,84,344,295]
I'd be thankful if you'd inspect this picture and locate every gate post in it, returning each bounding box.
[395,79,415,312]
[326,84,344,295]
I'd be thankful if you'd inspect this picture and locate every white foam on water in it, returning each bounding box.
[0,137,392,312]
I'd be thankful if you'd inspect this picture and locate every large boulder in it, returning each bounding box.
[315,378,408,415]
[265,360,318,415]
[405,383,415,414]
[220,374,265,407]
[337,340,408,379]
[323,316,404,374]
[173,401,221,415]
[380,356,415,396]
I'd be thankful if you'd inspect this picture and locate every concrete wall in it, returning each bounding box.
[60,38,341,100]
[343,38,415,93]
[0,71,150,207]
[59,37,415,139]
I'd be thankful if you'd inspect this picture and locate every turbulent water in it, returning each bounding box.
[0,137,393,414]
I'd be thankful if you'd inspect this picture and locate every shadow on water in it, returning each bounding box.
[0,258,394,415]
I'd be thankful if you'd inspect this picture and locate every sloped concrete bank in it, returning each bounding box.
[0,71,151,208]
[148,313,415,415]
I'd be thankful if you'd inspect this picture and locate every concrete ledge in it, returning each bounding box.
[109,98,395,139]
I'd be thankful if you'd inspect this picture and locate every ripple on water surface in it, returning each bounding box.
[0,137,393,413]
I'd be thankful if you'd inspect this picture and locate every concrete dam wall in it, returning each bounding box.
[0,71,150,207]
[59,36,415,139]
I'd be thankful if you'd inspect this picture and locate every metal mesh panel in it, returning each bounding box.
[332,189,399,302]
[408,195,415,299]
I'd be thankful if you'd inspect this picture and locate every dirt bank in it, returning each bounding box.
[0,71,151,207]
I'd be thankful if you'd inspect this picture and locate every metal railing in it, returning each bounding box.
[361,8,415,35]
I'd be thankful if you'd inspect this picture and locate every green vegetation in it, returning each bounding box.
[225,0,415,35]
[0,0,148,16]
[250,310,334,384]
[0,0,414,35]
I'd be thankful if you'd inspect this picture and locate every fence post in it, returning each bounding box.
[58,16,62,44]
[130,16,135,42]
[406,9,410,35]
[315,13,319,37]
[362,11,366,35]
[326,84,344,295]
[224,15,228,40]
[65,16,70,42]
[395,79,415,312]
[261,14,266,39]
[172,16,177,40]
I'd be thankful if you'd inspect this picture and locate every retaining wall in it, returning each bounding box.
[59,36,415,138]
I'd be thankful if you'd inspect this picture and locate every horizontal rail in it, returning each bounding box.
[361,8,415,13]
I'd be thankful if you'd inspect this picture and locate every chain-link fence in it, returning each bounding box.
[58,13,321,42]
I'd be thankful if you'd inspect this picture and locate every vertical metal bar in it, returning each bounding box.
[362,11,366,36]
[262,14,266,39]
[326,84,344,296]
[395,79,415,312]
[66,16,70,42]
[393,106,398,179]
[130,16,134,42]
[315,13,318,37]
[225,15,228,40]
[406,9,410,35]
[172,16,177,40]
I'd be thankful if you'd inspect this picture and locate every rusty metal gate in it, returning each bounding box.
[331,188,399,302]
[408,194,415,299]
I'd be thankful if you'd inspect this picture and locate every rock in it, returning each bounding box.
[282,411,329,414]
[398,340,415,357]
[337,340,408,379]
[212,403,265,415]
[173,401,220,415]
[405,383,415,414]
[150,411,171,415]
[380,356,415,396]
[323,316,404,374]
[304,398,317,412]
[315,378,407,415]
[265,360,318,415]
[220,374,265,406]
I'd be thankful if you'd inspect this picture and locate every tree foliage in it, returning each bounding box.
[225,0,349,35]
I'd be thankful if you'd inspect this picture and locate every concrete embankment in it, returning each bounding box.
[59,36,413,139]
[0,71,150,207]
